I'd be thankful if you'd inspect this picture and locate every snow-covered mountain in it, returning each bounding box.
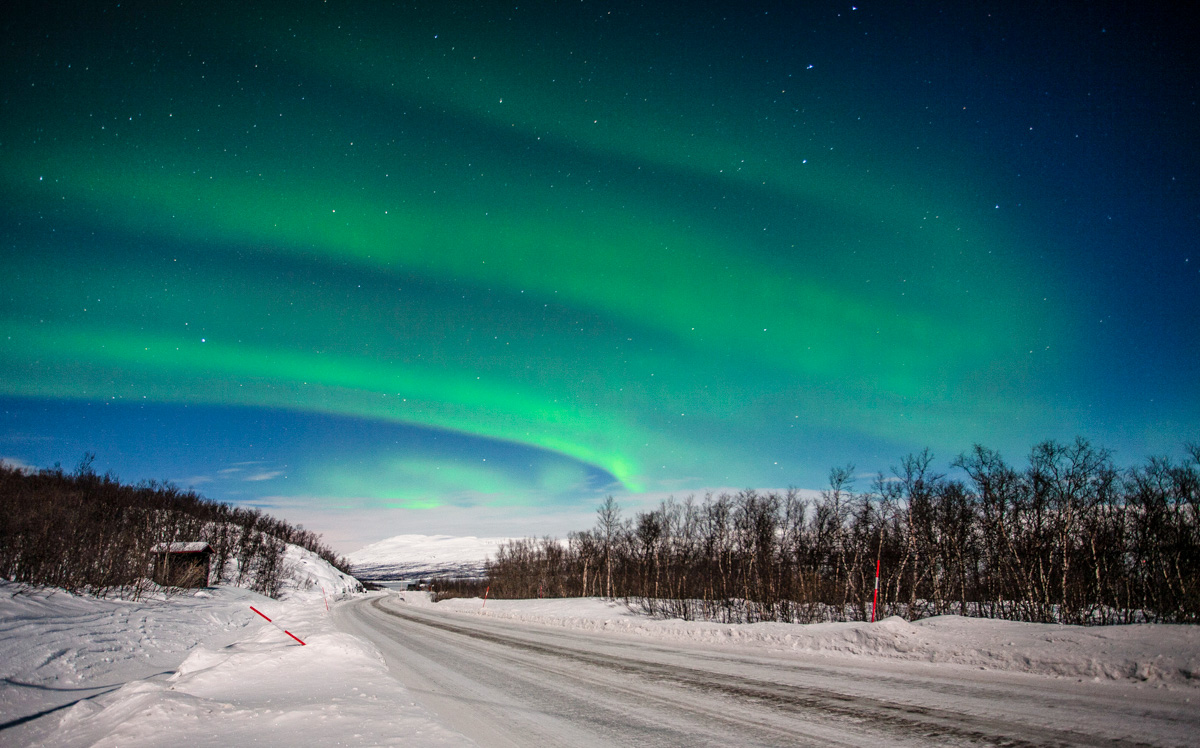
[347,534,510,580]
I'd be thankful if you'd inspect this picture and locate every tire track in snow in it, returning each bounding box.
[350,596,1165,748]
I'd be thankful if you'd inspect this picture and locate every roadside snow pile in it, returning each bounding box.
[1,545,470,747]
[43,595,469,747]
[0,581,262,737]
[421,594,1200,687]
[347,533,509,580]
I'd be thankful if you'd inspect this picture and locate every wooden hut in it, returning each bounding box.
[150,542,213,587]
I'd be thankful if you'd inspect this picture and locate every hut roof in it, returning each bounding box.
[151,542,212,554]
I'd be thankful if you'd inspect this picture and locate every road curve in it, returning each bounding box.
[335,594,1195,747]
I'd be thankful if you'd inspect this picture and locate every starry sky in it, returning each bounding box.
[2,2,1197,551]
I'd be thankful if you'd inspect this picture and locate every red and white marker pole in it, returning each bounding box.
[871,559,880,623]
[250,606,306,645]
[321,585,329,612]
[481,585,490,611]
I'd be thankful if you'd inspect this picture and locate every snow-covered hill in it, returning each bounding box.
[280,543,364,602]
[347,533,510,580]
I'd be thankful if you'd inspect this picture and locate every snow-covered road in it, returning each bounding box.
[337,594,1196,747]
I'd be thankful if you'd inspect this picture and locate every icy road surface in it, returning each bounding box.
[337,594,1197,747]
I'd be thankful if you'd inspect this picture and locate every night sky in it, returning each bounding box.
[3,2,1197,551]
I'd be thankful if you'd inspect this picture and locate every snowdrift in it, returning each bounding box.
[1,543,467,746]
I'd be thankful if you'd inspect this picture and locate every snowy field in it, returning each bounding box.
[4,543,1197,746]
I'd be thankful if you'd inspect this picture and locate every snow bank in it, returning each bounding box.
[0,543,360,707]
[0,581,262,737]
[45,595,469,747]
[1,546,469,747]
[423,594,1200,687]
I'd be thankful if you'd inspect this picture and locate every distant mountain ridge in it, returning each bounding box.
[347,534,510,580]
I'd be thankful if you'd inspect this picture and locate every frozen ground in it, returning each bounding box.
[5,547,1197,746]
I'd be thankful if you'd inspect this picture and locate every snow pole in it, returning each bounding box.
[250,606,307,646]
[481,585,490,611]
[871,559,880,623]
[321,585,329,612]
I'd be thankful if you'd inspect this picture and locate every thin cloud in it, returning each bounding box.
[178,475,215,486]
[0,434,54,444]
[245,470,285,482]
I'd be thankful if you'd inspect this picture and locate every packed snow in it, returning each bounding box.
[346,533,509,580]
[4,541,1197,746]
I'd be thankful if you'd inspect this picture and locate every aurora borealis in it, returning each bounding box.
[3,2,1197,549]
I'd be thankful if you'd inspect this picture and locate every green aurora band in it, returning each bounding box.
[1,2,1088,505]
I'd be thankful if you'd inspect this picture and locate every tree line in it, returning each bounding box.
[0,455,352,599]
[480,439,1199,625]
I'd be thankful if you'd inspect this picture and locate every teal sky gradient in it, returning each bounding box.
[2,1,1196,550]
